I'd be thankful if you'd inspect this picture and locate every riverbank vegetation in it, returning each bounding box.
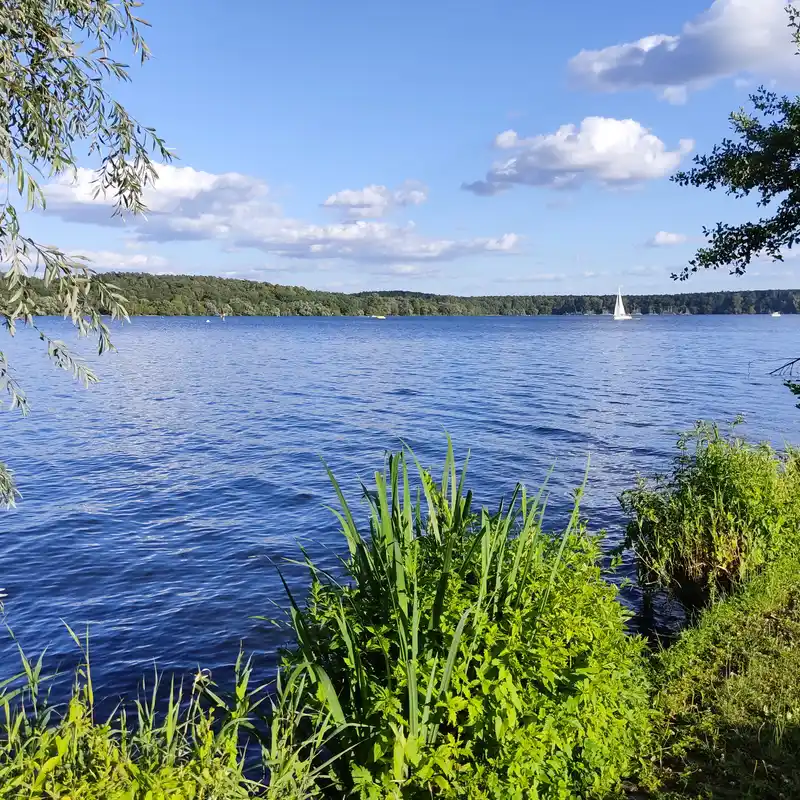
[623,424,800,798]
[0,632,257,798]
[2,427,799,798]
[7,273,800,318]
[621,421,800,607]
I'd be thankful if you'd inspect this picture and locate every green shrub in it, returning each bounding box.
[280,444,652,799]
[651,552,800,798]
[620,421,800,604]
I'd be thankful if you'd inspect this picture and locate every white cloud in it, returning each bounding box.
[647,231,688,247]
[219,264,300,279]
[43,166,518,266]
[373,264,440,279]
[463,117,692,195]
[529,273,566,282]
[624,265,666,276]
[497,272,566,283]
[322,181,428,218]
[384,264,426,275]
[47,165,269,227]
[569,0,799,102]
[235,221,519,263]
[68,250,170,271]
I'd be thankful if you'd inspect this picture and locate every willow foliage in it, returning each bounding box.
[0,0,172,506]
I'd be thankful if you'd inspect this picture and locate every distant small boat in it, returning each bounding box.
[371,315,387,319]
[613,287,632,321]
[772,311,782,317]
[205,319,211,323]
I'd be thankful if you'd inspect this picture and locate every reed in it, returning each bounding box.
[278,440,652,798]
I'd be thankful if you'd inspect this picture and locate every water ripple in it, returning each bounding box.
[1,314,798,699]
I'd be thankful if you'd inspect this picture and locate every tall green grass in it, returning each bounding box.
[0,627,356,799]
[0,626,261,799]
[279,441,652,798]
[0,625,355,799]
[262,664,356,799]
[621,421,800,605]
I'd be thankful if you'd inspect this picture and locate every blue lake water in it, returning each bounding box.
[1,314,798,699]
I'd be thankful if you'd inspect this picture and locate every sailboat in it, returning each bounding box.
[613,287,632,321]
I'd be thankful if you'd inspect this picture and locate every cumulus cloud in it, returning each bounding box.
[47,165,269,233]
[68,250,170,271]
[463,117,692,195]
[647,231,688,247]
[234,221,519,264]
[43,166,517,266]
[322,181,428,218]
[569,0,799,102]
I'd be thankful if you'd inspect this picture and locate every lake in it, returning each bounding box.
[1,314,797,699]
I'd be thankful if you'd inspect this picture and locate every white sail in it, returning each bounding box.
[614,290,624,317]
[614,287,632,320]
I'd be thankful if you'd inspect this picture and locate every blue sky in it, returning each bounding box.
[26,0,800,295]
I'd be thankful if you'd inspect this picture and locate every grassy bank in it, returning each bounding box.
[0,633,259,799]
[2,427,799,798]
[624,423,800,799]
[649,552,800,799]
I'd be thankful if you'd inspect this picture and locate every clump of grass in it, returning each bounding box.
[620,420,800,606]
[650,552,800,799]
[0,626,261,799]
[0,625,354,799]
[262,666,352,799]
[279,441,653,798]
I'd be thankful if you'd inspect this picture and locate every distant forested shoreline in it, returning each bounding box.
[16,272,800,317]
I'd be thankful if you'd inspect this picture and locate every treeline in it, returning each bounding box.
[19,272,800,316]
